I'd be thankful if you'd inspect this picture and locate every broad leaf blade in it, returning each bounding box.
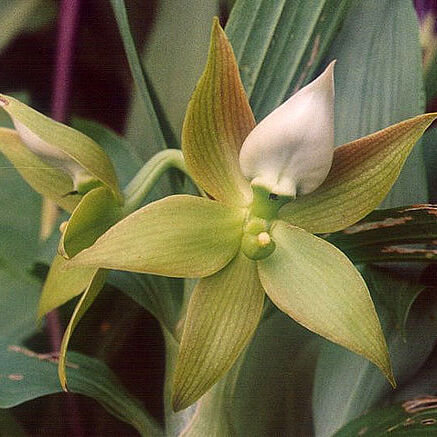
[258,220,393,384]
[279,114,437,233]
[0,340,162,437]
[182,19,254,207]
[226,0,353,121]
[172,251,264,411]
[313,269,437,437]
[334,397,437,436]
[110,0,169,153]
[0,127,79,212]
[328,0,427,207]
[69,195,245,278]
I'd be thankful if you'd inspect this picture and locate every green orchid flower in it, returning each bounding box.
[64,19,437,411]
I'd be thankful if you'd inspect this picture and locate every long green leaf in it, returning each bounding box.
[110,0,168,152]
[0,339,162,437]
[313,268,437,437]
[226,0,353,121]
[328,0,427,207]
[335,397,437,436]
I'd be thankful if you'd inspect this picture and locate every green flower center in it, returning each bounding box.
[241,186,292,261]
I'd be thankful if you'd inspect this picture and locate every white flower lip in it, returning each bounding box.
[239,61,336,198]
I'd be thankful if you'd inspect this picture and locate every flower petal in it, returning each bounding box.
[239,61,335,198]
[182,18,254,206]
[68,195,245,278]
[279,113,437,233]
[257,220,394,386]
[0,94,123,203]
[37,254,98,319]
[59,269,107,390]
[0,128,80,212]
[59,187,122,259]
[172,251,264,411]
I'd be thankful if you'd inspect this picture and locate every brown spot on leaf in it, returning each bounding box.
[421,418,436,426]
[358,426,368,435]
[381,246,437,257]
[343,217,413,234]
[403,396,437,413]
[401,204,437,216]
[8,374,24,381]
[8,345,79,369]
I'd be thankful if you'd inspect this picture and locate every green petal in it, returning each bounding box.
[68,195,245,278]
[0,128,80,212]
[0,95,123,203]
[59,187,122,258]
[59,269,107,390]
[258,220,394,386]
[182,18,254,207]
[172,251,264,411]
[37,255,98,319]
[279,113,437,233]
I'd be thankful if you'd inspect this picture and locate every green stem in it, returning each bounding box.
[122,149,204,215]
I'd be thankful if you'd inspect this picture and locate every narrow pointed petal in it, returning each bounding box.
[59,269,107,390]
[239,62,335,198]
[37,255,98,319]
[0,128,80,212]
[258,220,394,385]
[68,195,245,278]
[279,113,437,233]
[59,187,122,259]
[182,18,254,206]
[0,94,123,203]
[172,251,264,411]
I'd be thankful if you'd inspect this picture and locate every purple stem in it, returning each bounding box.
[47,1,84,436]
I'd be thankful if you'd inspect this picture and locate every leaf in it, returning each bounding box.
[0,95,123,203]
[279,113,437,234]
[0,339,163,437]
[59,186,122,258]
[110,0,169,153]
[258,220,393,385]
[68,195,245,278]
[0,264,40,342]
[38,254,98,319]
[327,205,437,250]
[312,269,437,437]
[328,0,427,207]
[231,311,316,437]
[172,251,264,411]
[0,127,80,213]
[226,0,353,121]
[182,19,254,207]
[134,0,218,139]
[58,269,107,390]
[334,397,437,436]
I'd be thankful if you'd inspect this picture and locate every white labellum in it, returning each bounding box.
[239,61,336,197]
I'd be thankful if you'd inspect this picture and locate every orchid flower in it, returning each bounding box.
[1,18,436,412]
[57,19,436,411]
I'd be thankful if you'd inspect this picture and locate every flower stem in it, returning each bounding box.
[123,149,205,215]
